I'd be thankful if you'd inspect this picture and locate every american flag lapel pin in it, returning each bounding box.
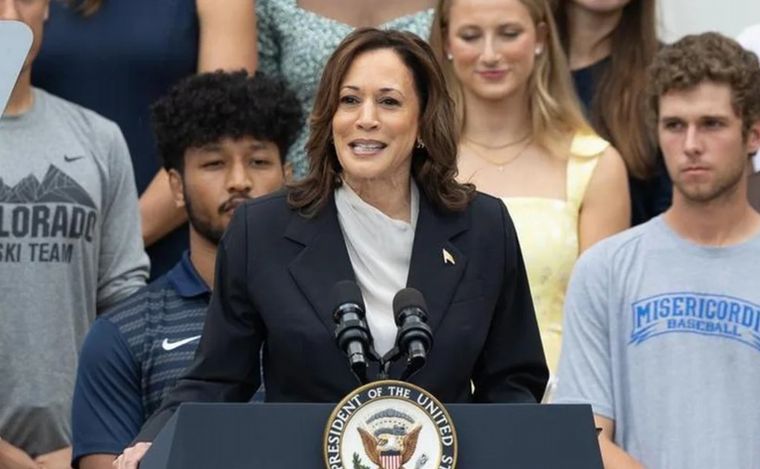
[442,248,455,265]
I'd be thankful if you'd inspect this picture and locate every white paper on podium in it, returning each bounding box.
[1,20,33,116]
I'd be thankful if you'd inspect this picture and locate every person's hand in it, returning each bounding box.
[34,447,72,469]
[112,443,151,469]
[0,439,39,469]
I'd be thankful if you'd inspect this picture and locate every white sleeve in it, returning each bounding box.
[554,244,614,420]
[95,123,149,311]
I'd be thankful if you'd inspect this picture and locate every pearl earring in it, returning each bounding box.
[446,53,453,61]
[534,47,542,56]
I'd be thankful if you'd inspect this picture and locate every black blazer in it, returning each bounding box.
[137,189,547,441]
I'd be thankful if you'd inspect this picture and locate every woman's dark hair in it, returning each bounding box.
[287,28,475,216]
[554,0,659,179]
[151,70,302,172]
[66,0,103,17]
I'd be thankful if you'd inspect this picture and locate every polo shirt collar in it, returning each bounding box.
[167,251,211,298]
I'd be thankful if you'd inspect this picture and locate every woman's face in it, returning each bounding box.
[446,0,545,102]
[331,48,421,187]
[568,0,631,14]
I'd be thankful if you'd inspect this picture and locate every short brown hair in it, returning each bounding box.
[648,32,760,137]
[287,28,475,216]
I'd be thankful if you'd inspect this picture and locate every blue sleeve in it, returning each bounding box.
[72,319,143,467]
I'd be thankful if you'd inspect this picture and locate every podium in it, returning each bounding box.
[141,402,603,468]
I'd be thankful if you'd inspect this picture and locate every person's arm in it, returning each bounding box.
[0,439,39,469]
[33,447,71,469]
[472,199,549,403]
[196,0,257,73]
[140,0,257,247]
[96,124,149,311]
[71,319,144,469]
[139,170,186,248]
[77,455,113,469]
[595,416,646,469]
[579,146,630,252]
[555,238,639,467]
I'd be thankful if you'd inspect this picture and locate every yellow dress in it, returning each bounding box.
[501,133,607,374]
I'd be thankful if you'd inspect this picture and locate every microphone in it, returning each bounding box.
[393,288,433,374]
[331,280,373,383]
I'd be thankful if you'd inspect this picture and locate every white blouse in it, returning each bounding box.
[334,180,420,355]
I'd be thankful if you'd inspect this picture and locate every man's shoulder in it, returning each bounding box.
[99,272,207,351]
[578,219,656,268]
[99,274,176,332]
[35,88,121,136]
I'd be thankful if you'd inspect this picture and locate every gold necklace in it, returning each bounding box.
[466,138,533,172]
[464,132,531,150]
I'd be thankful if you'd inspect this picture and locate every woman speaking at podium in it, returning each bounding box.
[115,28,548,467]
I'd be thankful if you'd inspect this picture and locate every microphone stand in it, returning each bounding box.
[368,346,424,383]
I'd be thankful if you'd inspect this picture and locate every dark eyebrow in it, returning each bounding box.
[660,114,731,122]
[379,87,404,97]
[457,22,522,30]
[341,85,405,97]
[199,142,222,151]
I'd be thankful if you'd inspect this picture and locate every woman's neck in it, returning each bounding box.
[565,5,622,69]
[461,89,532,145]
[343,172,412,223]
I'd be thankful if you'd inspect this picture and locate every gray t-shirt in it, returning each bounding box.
[0,88,149,456]
[555,216,760,469]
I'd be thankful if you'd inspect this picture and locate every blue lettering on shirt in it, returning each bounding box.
[630,292,760,352]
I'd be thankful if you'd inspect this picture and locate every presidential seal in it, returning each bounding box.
[323,380,457,469]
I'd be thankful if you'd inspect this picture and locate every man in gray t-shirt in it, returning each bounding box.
[555,33,760,469]
[0,1,148,467]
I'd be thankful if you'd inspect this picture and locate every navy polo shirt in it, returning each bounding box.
[71,252,246,466]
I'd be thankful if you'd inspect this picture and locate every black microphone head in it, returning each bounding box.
[393,288,428,325]
[331,280,365,322]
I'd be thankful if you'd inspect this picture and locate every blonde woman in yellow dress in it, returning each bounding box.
[431,0,630,394]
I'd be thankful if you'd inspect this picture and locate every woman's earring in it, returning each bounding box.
[534,46,542,56]
[416,138,426,149]
[446,52,453,61]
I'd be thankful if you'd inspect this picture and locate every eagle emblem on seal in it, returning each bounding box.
[357,409,422,469]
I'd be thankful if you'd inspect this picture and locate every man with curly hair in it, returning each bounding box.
[554,32,760,468]
[69,70,301,469]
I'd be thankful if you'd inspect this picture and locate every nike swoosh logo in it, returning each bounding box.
[161,335,201,351]
[64,155,85,162]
